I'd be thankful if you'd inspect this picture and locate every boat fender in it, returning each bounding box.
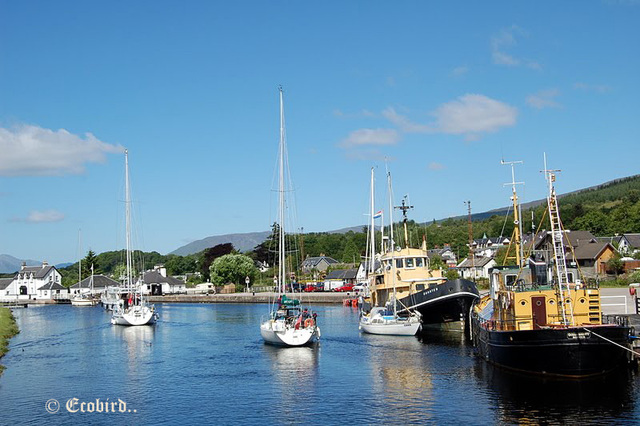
[304,318,314,328]
[630,287,636,296]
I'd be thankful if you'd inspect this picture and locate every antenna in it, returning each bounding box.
[501,159,525,266]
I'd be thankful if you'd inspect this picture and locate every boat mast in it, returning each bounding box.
[387,171,397,315]
[543,155,572,325]
[502,160,525,266]
[278,86,286,295]
[368,167,376,275]
[395,196,413,249]
[78,229,82,293]
[125,150,133,291]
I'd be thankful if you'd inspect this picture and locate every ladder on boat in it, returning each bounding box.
[546,170,574,325]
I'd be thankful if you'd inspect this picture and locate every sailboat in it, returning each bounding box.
[260,86,320,346]
[471,158,633,377]
[360,169,421,336]
[71,264,98,307]
[111,150,158,326]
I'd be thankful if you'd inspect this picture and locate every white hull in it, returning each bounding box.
[111,305,158,326]
[359,308,421,336]
[359,320,420,336]
[70,297,98,307]
[260,320,320,347]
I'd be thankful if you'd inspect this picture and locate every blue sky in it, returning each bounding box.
[1,1,638,264]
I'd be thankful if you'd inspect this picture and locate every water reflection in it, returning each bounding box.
[475,361,638,424]
[363,335,433,423]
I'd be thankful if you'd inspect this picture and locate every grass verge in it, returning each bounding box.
[0,307,20,375]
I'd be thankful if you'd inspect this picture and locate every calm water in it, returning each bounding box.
[1,303,639,425]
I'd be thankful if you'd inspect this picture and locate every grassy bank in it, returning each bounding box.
[0,307,19,375]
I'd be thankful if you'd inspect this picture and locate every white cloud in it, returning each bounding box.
[526,89,561,109]
[491,26,540,70]
[452,66,469,76]
[431,94,518,138]
[573,82,612,93]
[340,128,400,148]
[382,108,432,133]
[10,209,65,223]
[0,124,124,176]
[428,162,445,170]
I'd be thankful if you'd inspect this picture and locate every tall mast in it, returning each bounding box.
[395,196,413,249]
[368,167,376,274]
[125,149,133,290]
[78,229,82,291]
[464,201,475,280]
[542,154,572,325]
[502,159,525,266]
[278,86,286,294]
[387,171,397,315]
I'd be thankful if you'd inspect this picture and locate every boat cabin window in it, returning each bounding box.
[416,257,424,267]
[567,272,574,283]
[505,274,517,286]
[396,259,403,268]
[415,284,425,291]
[406,258,415,268]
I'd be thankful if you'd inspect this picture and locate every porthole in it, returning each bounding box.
[579,298,586,304]
[536,300,542,306]
[549,299,555,305]
[520,300,526,306]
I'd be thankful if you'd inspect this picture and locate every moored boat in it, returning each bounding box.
[259,86,319,346]
[471,159,633,377]
[365,192,479,331]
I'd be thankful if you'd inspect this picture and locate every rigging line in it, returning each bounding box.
[582,328,640,357]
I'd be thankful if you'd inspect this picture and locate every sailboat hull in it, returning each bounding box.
[360,321,420,336]
[71,298,98,307]
[472,318,632,377]
[111,305,158,326]
[260,321,320,346]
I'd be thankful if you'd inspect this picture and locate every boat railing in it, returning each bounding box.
[602,314,629,327]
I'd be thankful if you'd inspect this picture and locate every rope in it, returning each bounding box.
[582,327,640,357]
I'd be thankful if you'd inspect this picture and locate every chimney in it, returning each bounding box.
[42,261,48,268]
[21,261,26,270]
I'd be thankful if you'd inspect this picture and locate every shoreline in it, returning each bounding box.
[0,307,19,375]
[148,291,356,304]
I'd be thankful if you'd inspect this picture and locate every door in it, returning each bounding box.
[531,296,547,329]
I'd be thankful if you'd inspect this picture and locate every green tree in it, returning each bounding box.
[82,250,98,277]
[209,254,258,290]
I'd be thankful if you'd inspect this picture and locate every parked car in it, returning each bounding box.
[304,285,317,292]
[336,284,354,292]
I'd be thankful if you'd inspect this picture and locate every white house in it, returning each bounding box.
[4,261,66,300]
[70,275,121,296]
[457,256,497,280]
[142,267,186,295]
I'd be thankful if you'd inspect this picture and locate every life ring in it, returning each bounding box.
[304,318,314,328]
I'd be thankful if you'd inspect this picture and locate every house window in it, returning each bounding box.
[20,286,27,295]
[567,272,574,283]
[44,291,48,296]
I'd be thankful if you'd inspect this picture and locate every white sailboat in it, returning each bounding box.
[71,264,98,307]
[359,169,421,336]
[111,150,158,326]
[260,86,320,347]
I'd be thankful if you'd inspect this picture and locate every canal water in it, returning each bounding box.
[1,303,639,425]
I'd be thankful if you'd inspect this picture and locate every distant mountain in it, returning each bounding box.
[170,231,271,256]
[55,262,73,269]
[173,174,640,257]
[0,254,40,274]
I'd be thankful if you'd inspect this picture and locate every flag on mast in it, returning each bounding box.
[373,210,383,219]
